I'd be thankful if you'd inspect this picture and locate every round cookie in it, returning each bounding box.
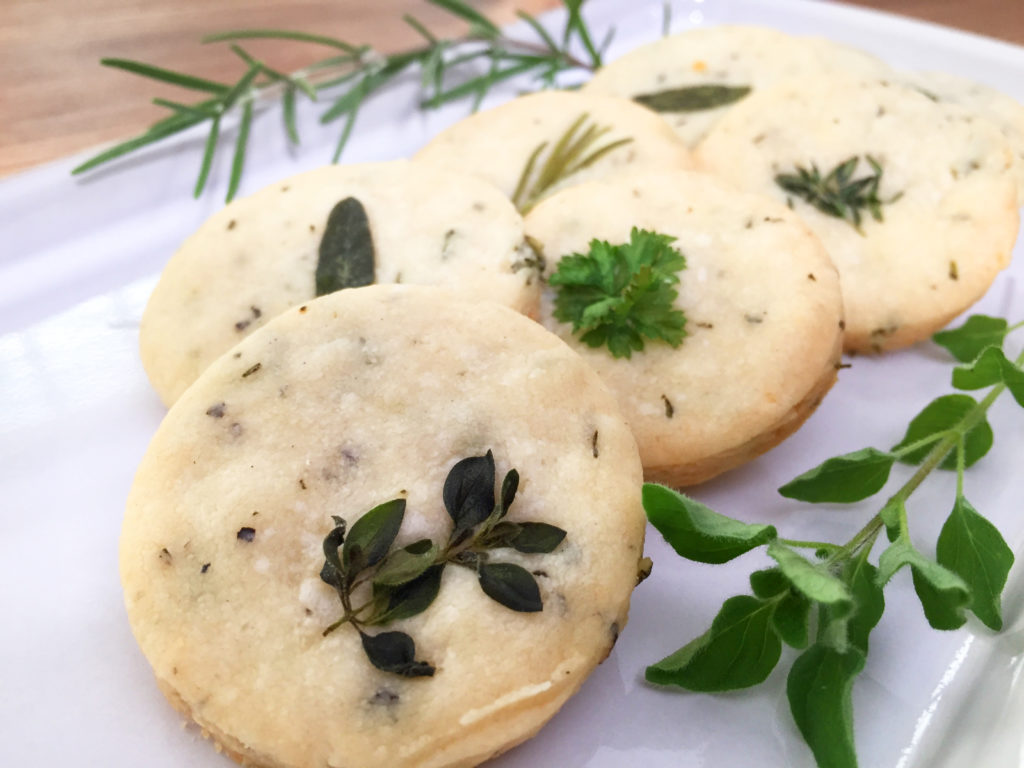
[121,285,646,768]
[696,74,1019,353]
[583,25,891,147]
[524,171,844,486]
[140,160,540,406]
[902,70,1024,203]
[413,91,692,210]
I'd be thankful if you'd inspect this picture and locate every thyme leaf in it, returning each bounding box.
[774,155,903,232]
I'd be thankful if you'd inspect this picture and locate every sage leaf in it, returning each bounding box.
[778,448,896,503]
[372,565,444,623]
[343,499,405,575]
[645,595,781,691]
[773,590,812,649]
[643,483,776,564]
[373,539,438,587]
[316,196,375,296]
[359,630,435,677]
[891,394,992,469]
[479,562,542,612]
[933,315,1008,362]
[787,644,865,768]
[767,541,853,617]
[878,539,969,630]
[952,347,1024,407]
[443,451,496,533]
[507,522,567,553]
[937,495,1014,630]
[633,84,751,112]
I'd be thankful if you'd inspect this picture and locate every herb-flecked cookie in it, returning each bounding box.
[121,285,646,768]
[696,75,1019,353]
[583,25,890,147]
[413,91,692,211]
[524,171,844,486]
[139,160,540,406]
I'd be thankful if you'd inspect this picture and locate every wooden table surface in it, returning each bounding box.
[2,0,1022,177]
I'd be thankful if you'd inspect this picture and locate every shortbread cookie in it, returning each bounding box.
[696,75,1019,353]
[903,70,1024,202]
[121,285,646,768]
[140,161,540,405]
[583,25,890,147]
[525,171,844,486]
[414,91,692,209]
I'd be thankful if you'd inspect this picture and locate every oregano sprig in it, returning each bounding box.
[72,0,610,201]
[548,227,688,359]
[644,313,1023,768]
[319,450,566,677]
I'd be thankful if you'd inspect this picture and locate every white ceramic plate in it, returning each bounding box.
[3,1,1024,766]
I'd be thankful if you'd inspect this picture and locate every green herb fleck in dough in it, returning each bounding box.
[633,84,751,113]
[316,196,375,296]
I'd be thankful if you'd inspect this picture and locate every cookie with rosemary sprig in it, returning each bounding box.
[696,74,1019,354]
[139,160,541,406]
[121,284,647,768]
[413,90,692,213]
[524,170,844,486]
[583,25,891,148]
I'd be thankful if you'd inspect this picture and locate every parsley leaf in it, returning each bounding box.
[548,228,687,359]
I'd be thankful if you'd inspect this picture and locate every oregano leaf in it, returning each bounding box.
[787,644,865,768]
[877,539,970,630]
[646,595,782,691]
[937,495,1014,630]
[373,539,438,588]
[643,484,776,564]
[933,315,1008,362]
[499,468,519,517]
[633,84,751,112]
[773,590,812,649]
[443,451,495,533]
[891,394,992,469]
[507,522,567,553]
[359,630,435,677]
[316,196,375,296]
[750,568,789,598]
[952,346,1024,407]
[778,448,896,503]
[372,565,444,624]
[343,498,406,575]
[841,559,885,655]
[478,562,542,612]
[767,542,853,617]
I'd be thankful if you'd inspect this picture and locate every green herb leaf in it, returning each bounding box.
[933,315,1009,362]
[315,196,376,296]
[100,57,229,93]
[507,522,567,553]
[778,448,896,503]
[372,565,444,623]
[359,630,435,677]
[787,644,865,768]
[633,84,751,112]
[937,495,1014,630]
[767,542,853,617]
[646,595,781,691]
[841,559,885,655]
[478,562,542,612]
[343,499,406,575]
[319,515,348,589]
[373,539,439,587]
[499,468,519,518]
[443,451,496,534]
[750,568,789,598]
[644,484,776,563]
[878,539,970,630]
[775,155,901,232]
[226,100,253,202]
[773,590,812,649]
[549,229,687,359]
[952,346,1024,407]
[891,394,992,469]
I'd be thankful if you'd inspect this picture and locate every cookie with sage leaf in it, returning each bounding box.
[583,25,890,147]
[696,74,1019,353]
[139,160,540,405]
[525,170,844,486]
[122,284,646,768]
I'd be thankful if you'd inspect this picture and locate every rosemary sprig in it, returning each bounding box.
[319,451,566,677]
[644,314,1024,768]
[774,155,903,233]
[72,0,609,201]
[511,112,633,213]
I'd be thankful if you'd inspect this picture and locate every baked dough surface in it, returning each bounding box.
[122,285,645,768]
[524,171,844,485]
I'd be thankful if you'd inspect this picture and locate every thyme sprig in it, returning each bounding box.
[775,155,903,232]
[72,0,609,201]
[319,451,566,677]
[644,314,1024,768]
[511,112,633,213]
